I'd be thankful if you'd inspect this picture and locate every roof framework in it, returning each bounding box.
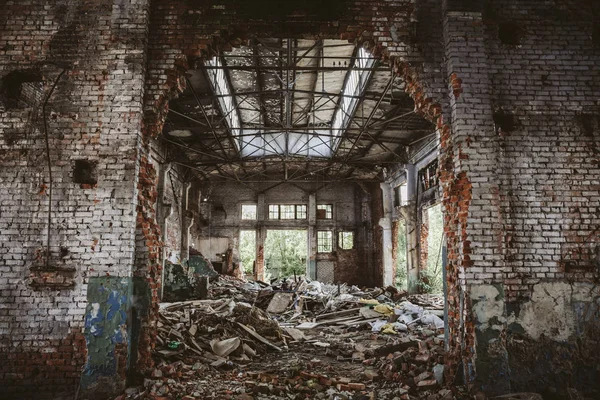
[162,39,435,183]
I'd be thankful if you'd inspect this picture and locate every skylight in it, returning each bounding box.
[205,45,375,159]
[205,56,242,148]
[331,47,375,150]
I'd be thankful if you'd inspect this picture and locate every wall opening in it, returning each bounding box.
[498,22,522,45]
[420,203,444,294]
[264,229,308,281]
[73,159,98,186]
[239,230,256,278]
[395,219,408,290]
[0,69,43,109]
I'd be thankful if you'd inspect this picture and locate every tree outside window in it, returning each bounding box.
[338,231,354,249]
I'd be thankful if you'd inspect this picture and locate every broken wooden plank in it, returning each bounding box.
[236,322,282,352]
[316,307,362,321]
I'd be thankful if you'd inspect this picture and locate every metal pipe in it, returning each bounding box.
[42,69,68,268]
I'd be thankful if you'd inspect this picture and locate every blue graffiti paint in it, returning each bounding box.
[81,277,132,390]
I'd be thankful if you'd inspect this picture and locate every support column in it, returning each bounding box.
[255,194,266,281]
[181,183,193,261]
[157,164,173,301]
[307,192,317,280]
[402,164,420,294]
[443,2,508,394]
[379,183,394,286]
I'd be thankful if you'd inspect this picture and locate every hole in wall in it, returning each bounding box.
[73,160,98,186]
[493,113,516,135]
[577,114,597,137]
[0,69,43,109]
[498,22,522,45]
[60,247,70,258]
[541,75,550,86]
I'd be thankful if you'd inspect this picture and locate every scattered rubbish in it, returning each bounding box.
[119,275,462,399]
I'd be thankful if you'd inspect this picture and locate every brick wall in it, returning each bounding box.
[1,0,598,397]
[441,0,600,395]
[486,0,600,297]
[0,0,149,397]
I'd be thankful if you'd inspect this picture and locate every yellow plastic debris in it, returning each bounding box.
[373,304,394,316]
[359,299,380,305]
[381,324,397,334]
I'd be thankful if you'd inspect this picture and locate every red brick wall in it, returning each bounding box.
[0,0,150,396]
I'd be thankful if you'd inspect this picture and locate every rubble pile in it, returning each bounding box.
[117,276,471,399]
[155,298,284,368]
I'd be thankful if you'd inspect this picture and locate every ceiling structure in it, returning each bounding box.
[162,39,435,184]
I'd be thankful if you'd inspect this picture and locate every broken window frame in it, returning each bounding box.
[419,160,439,192]
[316,204,333,219]
[317,230,333,253]
[241,204,257,220]
[338,231,354,250]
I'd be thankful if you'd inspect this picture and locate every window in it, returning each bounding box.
[395,183,408,207]
[268,204,307,220]
[280,205,295,219]
[419,160,438,191]
[296,205,307,219]
[317,204,333,219]
[338,231,354,250]
[268,204,279,219]
[241,204,257,220]
[317,231,333,253]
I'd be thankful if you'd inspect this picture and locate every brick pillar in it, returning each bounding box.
[443,7,509,395]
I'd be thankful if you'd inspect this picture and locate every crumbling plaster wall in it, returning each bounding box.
[0,0,150,398]
[450,0,600,396]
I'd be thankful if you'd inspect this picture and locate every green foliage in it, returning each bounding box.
[265,230,307,280]
[421,204,444,294]
[239,230,256,275]
[395,219,408,290]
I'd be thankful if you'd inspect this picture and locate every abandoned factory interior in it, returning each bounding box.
[1,0,599,399]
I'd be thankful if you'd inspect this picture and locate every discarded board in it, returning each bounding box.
[236,322,282,352]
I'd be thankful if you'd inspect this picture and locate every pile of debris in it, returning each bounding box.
[155,298,284,368]
[117,276,466,399]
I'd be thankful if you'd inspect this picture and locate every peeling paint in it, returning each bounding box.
[81,276,132,396]
[508,282,600,342]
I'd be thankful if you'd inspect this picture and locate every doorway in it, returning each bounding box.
[395,219,408,290]
[239,230,256,278]
[421,203,444,293]
[264,229,308,281]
